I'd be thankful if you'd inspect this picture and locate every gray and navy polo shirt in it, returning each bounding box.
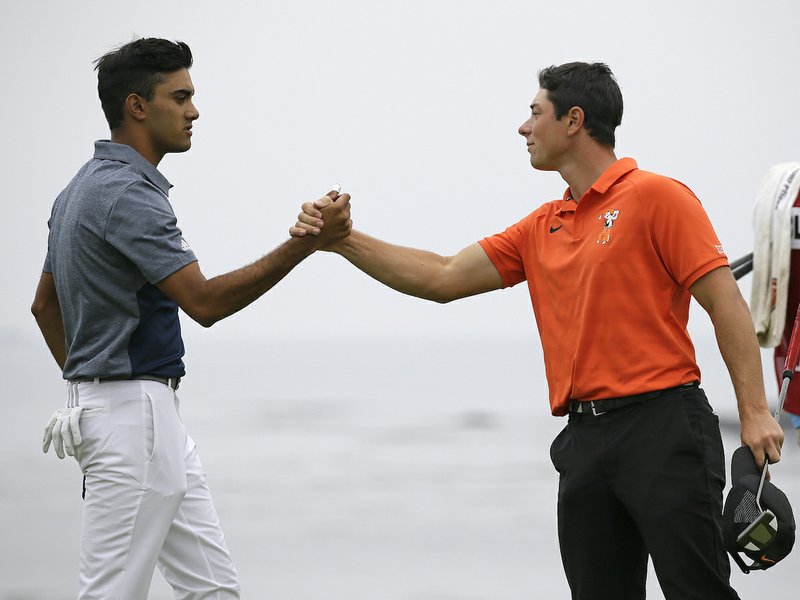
[44,141,198,380]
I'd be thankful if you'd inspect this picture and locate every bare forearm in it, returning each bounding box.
[31,273,66,370]
[35,310,66,370]
[334,231,503,303]
[335,230,456,302]
[184,237,317,326]
[710,294,769,417]
[692,266,783,464]
[163,189,353,326]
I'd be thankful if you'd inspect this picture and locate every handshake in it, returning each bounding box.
[289,184,353,248]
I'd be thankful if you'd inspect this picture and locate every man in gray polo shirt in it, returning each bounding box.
[31,37,351,600]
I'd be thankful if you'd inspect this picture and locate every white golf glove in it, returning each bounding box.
[42,406,84,459]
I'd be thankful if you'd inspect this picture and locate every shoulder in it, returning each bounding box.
[107,181,177,233]
[620,169,701,210]
[61,158,156,210]
[622,168,697,196]
[96,162,173,218]
[489,200,558,244]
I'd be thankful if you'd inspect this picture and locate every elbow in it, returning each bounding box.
[418,278,463,304]
[192,311,220,328]
[432,293,457,304]
[184,305,222,328]
[31,297,52,321]
[427,286,460,304]
[176,294,224,328]
[32,272,61,323]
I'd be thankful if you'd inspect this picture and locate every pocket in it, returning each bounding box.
[682,385,718,419]
[145,393,157,462]
[549,423,572,473]
[73,407,109,469]
[78,406,105,420]
[680,389,725,487]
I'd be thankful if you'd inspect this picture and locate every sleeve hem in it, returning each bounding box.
[150,252,198,284]
[682,256,730,289]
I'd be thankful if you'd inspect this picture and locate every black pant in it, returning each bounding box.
[549,385,739,600]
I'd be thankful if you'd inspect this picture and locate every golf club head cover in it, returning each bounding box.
[722,445,795,572]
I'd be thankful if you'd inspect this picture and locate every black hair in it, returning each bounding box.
[537,62,623,148]
[94,38,193,130]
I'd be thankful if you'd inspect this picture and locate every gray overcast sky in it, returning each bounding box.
[4,0,800,344]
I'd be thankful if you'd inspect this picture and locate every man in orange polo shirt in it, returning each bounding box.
[292,62,783,599]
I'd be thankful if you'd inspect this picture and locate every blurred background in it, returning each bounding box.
[2,0,799,597]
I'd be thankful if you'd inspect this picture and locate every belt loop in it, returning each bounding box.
[167,377,174,390]
[93,377,100,385]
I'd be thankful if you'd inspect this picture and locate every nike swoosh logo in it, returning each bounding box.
[550,225,563,233]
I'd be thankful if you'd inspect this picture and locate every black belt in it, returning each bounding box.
[72,375,181,390]
[569,382,698,416]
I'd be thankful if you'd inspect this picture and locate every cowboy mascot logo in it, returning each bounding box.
[597,210,619,245]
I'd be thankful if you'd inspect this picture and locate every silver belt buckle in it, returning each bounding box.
[590,401,608,416]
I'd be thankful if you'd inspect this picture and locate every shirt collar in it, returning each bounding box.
[561,157,638,204]
[555,189,578,215]
[93,140,173,196]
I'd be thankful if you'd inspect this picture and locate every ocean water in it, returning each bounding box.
[2,332,797,599]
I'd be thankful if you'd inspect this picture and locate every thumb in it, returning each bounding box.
[326,183,342,200]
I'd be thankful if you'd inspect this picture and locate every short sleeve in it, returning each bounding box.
[478,214,536,288]
[105,181,197,283]
[644,178,728,288]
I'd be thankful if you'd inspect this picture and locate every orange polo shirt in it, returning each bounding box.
[478,158,729,416]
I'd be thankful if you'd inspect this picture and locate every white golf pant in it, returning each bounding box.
[69,379,240,599]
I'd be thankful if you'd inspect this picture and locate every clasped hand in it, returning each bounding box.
[42,406,84,459]
[290,187,352,248]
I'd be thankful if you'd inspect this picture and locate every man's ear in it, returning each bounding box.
[566,106,585,136]
[123,93,147,123]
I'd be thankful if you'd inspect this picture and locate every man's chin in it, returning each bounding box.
[530,159,556,172]
[171,142,192,154]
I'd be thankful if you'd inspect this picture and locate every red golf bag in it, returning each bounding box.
[772,187,800,416]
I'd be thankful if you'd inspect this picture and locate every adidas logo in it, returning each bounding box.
[180,238,191,252]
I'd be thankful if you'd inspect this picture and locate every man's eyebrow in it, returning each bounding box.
[171,88,194,97]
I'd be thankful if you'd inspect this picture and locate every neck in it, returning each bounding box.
[110,129,163,167]
[559,145,618,202]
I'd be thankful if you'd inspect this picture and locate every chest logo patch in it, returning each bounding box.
[597,210,620,245]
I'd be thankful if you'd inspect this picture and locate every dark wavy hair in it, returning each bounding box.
[94,38,193,130]
[538,62,623,148]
